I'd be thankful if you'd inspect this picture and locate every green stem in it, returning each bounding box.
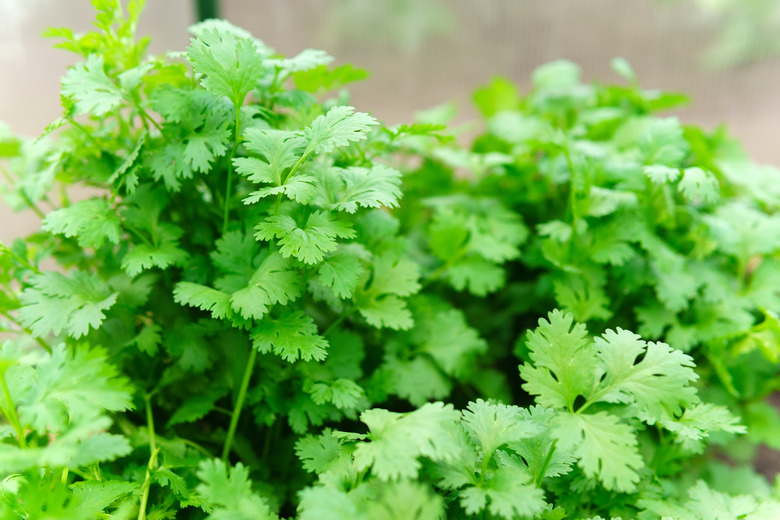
[222,104,242,235]
[421,246,469,289]
[0,164,45,218]
[0,373,26,448]
[562,141,580,250]
[69,119,104,150]
[535,441,556,486]
[221,346,258,461]
[121,221,153,247]
[0,242,41,275]
[137,107,165,137]
[138,394,159,520]
[322,310,352,338]
[0,309,52,353]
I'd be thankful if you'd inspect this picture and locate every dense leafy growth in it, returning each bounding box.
[0,1,779,519]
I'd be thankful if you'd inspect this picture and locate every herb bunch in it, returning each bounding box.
[0,2,778,519]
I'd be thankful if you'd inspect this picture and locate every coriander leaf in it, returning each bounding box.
[295,429,346,474]
[364,480,445,520]
[196,459,276,520]
[643,164,680,184]
[42,198,122,248]
[552,411,642,492]
[121,240,188,276]
[461,399,539,458]
[329,165,402,213]
[376,356,451,406]
[510,406,575,480]
[252,310,328,362]
[18,271,118,338]
[173,282,232,320]
[679,167,719,204]
[293,63,370,93]
[317,248,365,299]
[519,310,597,411]
[354,252,420,330]
[302,105,378,156]
[229,251,302,320]
[352,402,460,480]
[269,48,333,74]
[234,129,306,196]
[305,378,364,409]
[19,344,134,433]
[167,386,229,428]
[660,403,746,453]
[594,328,699,421]
[459,465,546,520]
[61,54,123,116]
[410,305,487,377]
[187,28,264,106]
[553,277,612,322]
[446,257,505,296]
[639,117,686,166]
[211,230,260,279]
[255,211,355,265]
[298,487,360,520]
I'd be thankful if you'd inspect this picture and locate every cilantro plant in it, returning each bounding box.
[400,59,780,462]
[1,1,779,519]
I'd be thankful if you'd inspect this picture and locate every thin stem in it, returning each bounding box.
[69,119,104,150]
[563,142,579,245]
[221,346,258,461]
[322,310,351,338]
[0,309,52,353]
[0,373,26,448]
[0,242,41,275]
[137,394,159,520]
[0,164,46,219]
[222,104,242,235]
[421,246,469,289]
[535,441,557,486]
[121,221,153,247]
[137,106,165,137]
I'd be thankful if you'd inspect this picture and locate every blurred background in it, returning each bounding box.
[1,0,779,242]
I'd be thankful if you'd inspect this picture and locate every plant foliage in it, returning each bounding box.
[0,2,779,519]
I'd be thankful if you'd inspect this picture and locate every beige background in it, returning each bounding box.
[1,0,779,243]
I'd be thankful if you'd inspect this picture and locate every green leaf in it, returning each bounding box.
[305,378,364,409]
[461,399,539,458]
[594,328,699,421]
[679,166,719,204]
[255,211,355,265]
[252,310,328,362]
[234,129,307,197]
[19,344,134,433]
[520,310,597,411]
[42,198,122,248]
[459,465,546,520]
[18,271,118,339]
[61,54,123,116]
[121,240,188,276]
[552,411,643,492]
[187,27,265,105]
[173,282,232,320]
[229,251,302,320]
[293,63,370,93]
[317,248,365,299]
[302,105,378,156]
[352,402,460,480]
[330,165,402,213]
[196,459,276,520]
[354,252,420,330]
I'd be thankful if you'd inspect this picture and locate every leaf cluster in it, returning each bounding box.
[0,3,779,519]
